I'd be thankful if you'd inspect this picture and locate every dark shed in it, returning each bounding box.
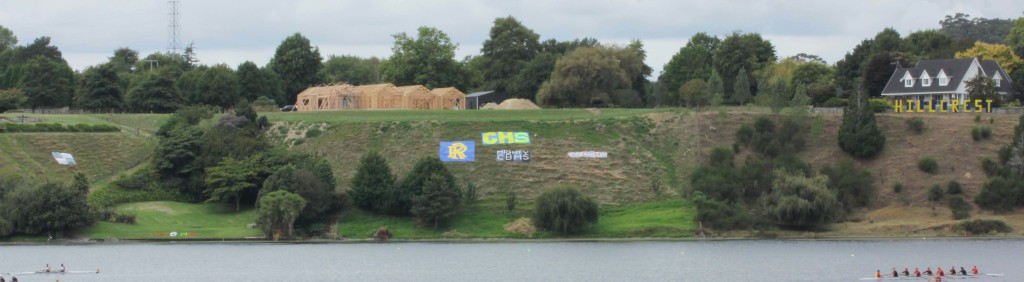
[465,91,512,109]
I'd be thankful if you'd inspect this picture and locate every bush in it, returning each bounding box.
[917,157,938,174]
[838,92,885,159]
[981,127,992,139]
[948,196,971,220]
[532,186,599,234]
[305,127,322,138]
[972,127,992,141]
[464,180,478,204]
[822,97,848,108]
[0,122,119,133]
[892,183,903,193]
[349,151,396,213]
[975,114,981,122]
[411,173,462,228]
[927,184,945,205]
[907,117,925,133]
[820,159,875,211]
[972,127,982,141]
[869,99,891,112]
[946,181,963,195]
[955,219,1012,235]
[694,195,750,230]
[974,176,1024,212]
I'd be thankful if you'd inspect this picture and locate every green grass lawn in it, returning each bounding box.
[79,201,261,239]
[264,108,672,123]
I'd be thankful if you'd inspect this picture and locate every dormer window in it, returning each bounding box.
[903,71,914,87]
[937,70,949,86]
[921,71,932,87]
[994,74,1002,87]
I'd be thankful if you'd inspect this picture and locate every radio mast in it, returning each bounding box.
[167,1,181,54]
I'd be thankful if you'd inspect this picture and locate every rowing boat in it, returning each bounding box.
[859,273,1004,280]
[8,269,99,275]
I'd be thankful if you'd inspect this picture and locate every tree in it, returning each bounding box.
[536,46,641,107]
[390,157,457,216]
[261,160,346,232]
[480,16,540,93]
[380,27,468,90]
[965,75,1002,107]
[820,159,875,211]
[760,170,842,228]
[927,184,945,213]
[835,39,874,91]
[870,28,903,54]
[5,181,93,236]
[677,79,707,107]
[756,77,790,114]
[21,56,74,110]
[1008,18,1024,57]
[0,88,26,112]
[626,40,653,105]
[204,156,261,211]
[126,68,182,113]
[269,33,322,104]
[0,24,17,51]
[861,51,908,97]
[838,89,886,158]
[108,47,139,73]
[411,173,462,228]
[955,41,1023,73]
[178,64,241,108]
[658,33,720,104]
[712,31,777,101]
[940,13,1015,44]
[532,186,599,234]
[732,68,752,105]
[903,30,956,61]
[509,52,558,101]
[76,64,124,111]
[237,61,285,104]
[350,151,397,213]
[791,62,833,87]
[705,69,724,108]
[256,190,306,240]
[320,55,380,86]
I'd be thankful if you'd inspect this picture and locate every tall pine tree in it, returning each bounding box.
[838,89,885,158]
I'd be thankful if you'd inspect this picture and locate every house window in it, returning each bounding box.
[922,77,931,86]
[905,78,913,87]
[937,70,949,86]
[994,75,1002,87]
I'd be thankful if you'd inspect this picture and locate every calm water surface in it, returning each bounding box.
[0,239,1020,282]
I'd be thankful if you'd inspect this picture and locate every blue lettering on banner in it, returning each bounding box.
[496,150,530,162]
[440,141,475,162]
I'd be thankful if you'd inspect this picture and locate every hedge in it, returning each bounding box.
[0,122,120,133]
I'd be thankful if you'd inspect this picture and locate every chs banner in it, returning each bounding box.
[481,132,530,145]
[496,150,530,162]
[440,141,475,162]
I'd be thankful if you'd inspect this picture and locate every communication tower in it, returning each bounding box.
[167,1,181,54]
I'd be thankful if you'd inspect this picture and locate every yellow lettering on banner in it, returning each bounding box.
[928,100,935,113]
[482,132,497,144]
[951,100,959,113]
[447,143,467,160]
[894,100,902,113]
[975,100,982,113]
[497,132,514,144]
[514,132,530,144]
[986,100,993,113]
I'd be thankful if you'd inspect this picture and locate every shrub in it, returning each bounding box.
[974,114,981,122]
[955,219,1012,235]
[927,184,945,206]
[990,117,995,124]
[917,157,938,174]
[869,99,891,112]
[822,97,848,108]
[411,173,462,228]
[946,180,963,195]
[694,195,750,230]
[464,180,478,204]
[761,171,843,228]
[505,190,517,212]
[820,159,876,211]
[972,127,982,141]
[948,196,971,220]
[980,127,992,139]
[838,92,885,159]
[892,183,903,193]
[532,186,599,234]
[305,127,322,138]
[349,151,396,213]
[974,176,1024,212]
[907,117,925,133]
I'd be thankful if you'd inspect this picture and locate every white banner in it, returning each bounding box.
[567,151,608,158]
[51,152,77,165]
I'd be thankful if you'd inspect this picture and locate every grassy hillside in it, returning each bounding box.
[78,201,261,239]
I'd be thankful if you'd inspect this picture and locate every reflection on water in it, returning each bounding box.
[0,239,1019,282]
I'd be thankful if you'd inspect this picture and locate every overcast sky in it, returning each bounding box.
[2,0,1022,78]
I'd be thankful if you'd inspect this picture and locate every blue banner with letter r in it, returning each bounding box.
[440,141,475,162]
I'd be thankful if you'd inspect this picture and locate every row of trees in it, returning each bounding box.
[0,173,94,238]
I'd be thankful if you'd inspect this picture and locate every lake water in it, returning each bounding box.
[0,239,1020,282]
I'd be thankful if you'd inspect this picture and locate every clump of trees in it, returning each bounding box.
[532,186,599,234]
[0,173,94,238]
[975,115,1024,212]
[349,153,463,228]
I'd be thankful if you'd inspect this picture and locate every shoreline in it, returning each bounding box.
[5,234,1024,246]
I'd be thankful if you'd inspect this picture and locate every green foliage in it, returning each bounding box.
[868,98,891,112]
[927,184,945,206]
[269,33,323,104]
[257,190,306,240]
[820,159,876,211]
[76,63,125,111]
[918,157,939,174]
[974,175,1024,212]
[21,56,74,109]
[822,97,848,108]
[537,45,644,107]
[732,68,752,105]
[480,16,541,94]
[954,219,1012,235]
[907,117,925,133]
[965,75,1002,108]
[835,38,874,91]
[320,55,380,86]
[127,68,183,113]
[947,180,963,195]
[903,30,957,60]
[971,125,990,139]
[676,79,707,107]
[204,156,262,211]
[755,78,790,114]
[892,183,903,193]
[948,196,971,220]
[350,151,397,213]
[2,181,93,236]
[657,33,719,106]
[838,90,886,158]
[411,173,462,228]
[380,27,468,90]
[760,170,843,228]
[505,190,517,212]
[0,122,119,133]
[261,159,347,234]
[0,24,15,51]
[532,186,599,234]
[237,61,286,104]
[391,157,457,216]
[0,88,26,112]
[713,31,777,101]
[862,51,908,96]
[464,180,478,205]
[972,127,982,141]
[693,193,750,230]
[735,116,806,157]
[178,64,241,108]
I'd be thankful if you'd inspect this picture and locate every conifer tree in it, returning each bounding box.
[838,89,886,158]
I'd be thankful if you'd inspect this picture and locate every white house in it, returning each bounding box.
[880,58,1015,111]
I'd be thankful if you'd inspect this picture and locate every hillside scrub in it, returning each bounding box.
[533,186,599,234]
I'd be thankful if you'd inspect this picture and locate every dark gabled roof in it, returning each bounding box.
[466,91,496,98]
[979,60,1016,94]
[881,58,974,95]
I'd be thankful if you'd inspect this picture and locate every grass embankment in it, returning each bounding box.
[78,201,261,239]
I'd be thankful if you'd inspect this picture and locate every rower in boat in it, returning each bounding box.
[902,268,910,277]
[972,266,979,275]
[959,267,967,275]
[924,267,933,276]
[1,273,6,282]
[891,267,899,277]
[914,267,922,277]
[60,263,66,273]
[937,267,945,276]
[874,270,881,278]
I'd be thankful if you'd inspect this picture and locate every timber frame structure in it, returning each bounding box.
[295,83,466,111]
